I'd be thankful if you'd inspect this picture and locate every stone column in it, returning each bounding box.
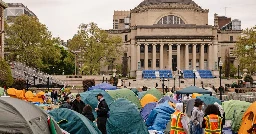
[192,44,197,69]
[160,43,164,69]
[177,44,181,70]
[208,44,212,70]
[200,44,205,70]
[130,44,135,71]
[152,44,156,70]
[136,44,140,69]
[185,44,189,69]
[168,44,173,70]
[144,44,148,70]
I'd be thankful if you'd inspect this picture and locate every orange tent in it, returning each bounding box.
[239,102,256,134]
[36,91,45,97]
[25,91,35,102]
[140,94,158,107]
[15,89,25,99]
[192,93,202,99]
[7,88,17,98]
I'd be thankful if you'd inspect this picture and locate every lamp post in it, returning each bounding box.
[47,77,50,90]
[33,74,36,86]
[103,74,105,83]
[167,73,170,88]
[26,77,29,91]
[193,69,196,86]
[238,64,240,79]
[219,60,223,100]
[173,77,176,91]
[161,77,165,95]
[179,73,181,88]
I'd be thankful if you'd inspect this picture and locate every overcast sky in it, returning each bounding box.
[4,0,256,40]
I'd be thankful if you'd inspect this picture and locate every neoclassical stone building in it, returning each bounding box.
[107,0,242,77]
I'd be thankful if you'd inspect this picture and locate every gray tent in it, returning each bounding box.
[176,86,212,95]
[0,97,63,134]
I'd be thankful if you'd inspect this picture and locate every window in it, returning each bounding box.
[114,20,118,22]
[148,59,152,67]
[157,15,185,25]
[230,36,234,42]
[114,25,118,29]
[156,45,160,53]
[140,45,145,53]
[156,59,160,67]
[204,45,208,53]
[172,45,177,50]
[140,59,144,68]
[119,19,124,23]
[189,45,192,53]
[125,35,128,41]
[148,45,152,53]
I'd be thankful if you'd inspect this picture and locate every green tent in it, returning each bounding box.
[232,108,246,133]
[107,98,149,134]
[222,100,251,120]
[49,108,101,134]
[106,89,141,109]
[175,86,212,95]
[0,87,4,96]
[143,88,163,100]
[138,91,147,99]
[80,89,113,117]
[131,88,139,96]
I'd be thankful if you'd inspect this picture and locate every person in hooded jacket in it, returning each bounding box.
[82,104,95,122]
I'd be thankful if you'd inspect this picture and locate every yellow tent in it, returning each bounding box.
[239,102,256,134]
[192,93,202,99]
[36,91,45,97]
[140,94,158,107]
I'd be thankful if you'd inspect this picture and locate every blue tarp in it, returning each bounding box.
[146,101,175,131]
[141,102,157,121]
[49,108,101,134]
[158,96,178,104]
[88,83,117,91]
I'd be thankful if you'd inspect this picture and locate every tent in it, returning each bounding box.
[158,96,178,104]
[223,100,251,120]
[88,83,116,91]
[239,102,256,134]
[0,97,62,134]
[140,94,158,107]
[7,88,16,97]
[138,91,147,99]
[106,89,141,109]
[186,99,196,117]
[141,102,157,121]
[0,87,4,96]
[146,101,175,131]
[107,98,149,134]
[196,95,221,105]
[175,86,212,95]
[80,89,113,117]
[131,88,139,96]
[144,88,162,100]
[232,108,246,133]
[192,93,202,99]
[49,108,101,134]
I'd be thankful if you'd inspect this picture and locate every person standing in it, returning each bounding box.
[202,104,222,134]
[82,104,95,122]
[60,97,72,109]
[95,93,109,134]
[190,99,204,134]
[53,90,58,105]
[72,94,85,114]
[170,103,189,134]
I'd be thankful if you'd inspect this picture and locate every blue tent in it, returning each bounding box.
[196,95,221,105]
[146,101,175,131]
[80,89,113,117]
[107,98,149,134]
[141,102,157,121]
[88,83,116,91]
[158,96,178,104]
[49,108,101,134]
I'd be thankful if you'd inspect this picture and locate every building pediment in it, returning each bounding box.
[136,24,213,29]
[131,2,208,13]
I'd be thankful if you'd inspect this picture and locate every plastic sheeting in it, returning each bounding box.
[107,89,141,109]
[80,89,113,117]
[197,95,221,105]
[144,88,163,100]
[88,83,116,91]
[141,102,157,121]
[146,101,175,131]
[49,108,101,134]
[107,98,149,134]
[158,96,178,104]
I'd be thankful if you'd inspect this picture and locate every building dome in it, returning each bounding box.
[138,0,197,7]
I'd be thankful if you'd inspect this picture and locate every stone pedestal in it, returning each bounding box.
[136,70,143,80]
